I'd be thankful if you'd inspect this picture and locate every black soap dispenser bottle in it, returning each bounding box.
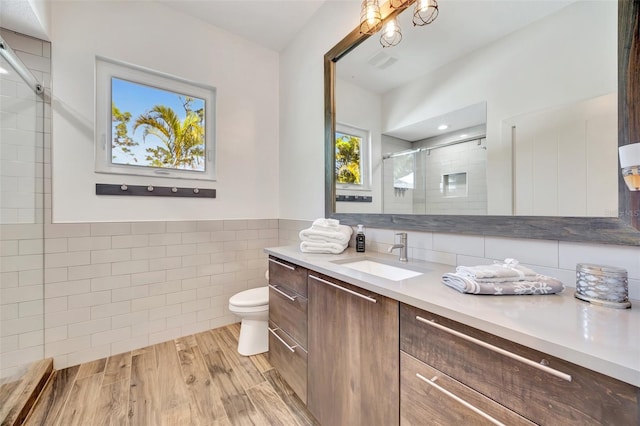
[356,224,366,252]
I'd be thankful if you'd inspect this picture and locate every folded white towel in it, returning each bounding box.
[455,258,537,282]
[300,241,347,254]
[312,218,340,230]
[442,273,565,295]
[299,225,352,245]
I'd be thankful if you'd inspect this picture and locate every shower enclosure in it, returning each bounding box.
[382,136,488,215]
[0,33,46,382]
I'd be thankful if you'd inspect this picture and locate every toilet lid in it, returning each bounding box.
[229,286,269,307]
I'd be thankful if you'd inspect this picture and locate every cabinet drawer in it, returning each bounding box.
[269,285,308,348]
[400,303,639,425]
[401,351,535,426]
[268,321,308,404]
[268,256,308,297]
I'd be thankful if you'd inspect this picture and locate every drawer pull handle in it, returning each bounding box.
[269,284,298,302]
[268,258,295,271]
[416,373,507,426]
[268,327,297,352]
[309,274,377,303]
[415,316,572,382]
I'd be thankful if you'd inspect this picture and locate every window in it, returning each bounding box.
[335,124,370,190]
[95,57,216,181]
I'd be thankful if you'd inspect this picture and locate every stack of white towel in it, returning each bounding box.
[299,219,352,254]
[442,258,565,295]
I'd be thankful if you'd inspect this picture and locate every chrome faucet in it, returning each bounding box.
[388,232,408,262]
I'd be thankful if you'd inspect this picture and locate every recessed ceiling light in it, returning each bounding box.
[459,134,468,138]
[0,67,8,75]
[437,124,448,130]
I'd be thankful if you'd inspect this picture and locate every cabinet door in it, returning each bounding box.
[269,285,308,348]
[308,273,399,426]
[268,321,308,404]
[401,351,536,426]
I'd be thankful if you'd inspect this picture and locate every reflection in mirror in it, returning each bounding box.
[334,0,617,217]
[380,102,487,215]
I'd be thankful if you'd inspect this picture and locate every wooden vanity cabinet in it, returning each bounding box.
[307,273,400,426]
[267,256,309,403]
[400,303,640,425]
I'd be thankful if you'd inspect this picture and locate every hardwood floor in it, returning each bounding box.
[24,323,319,426]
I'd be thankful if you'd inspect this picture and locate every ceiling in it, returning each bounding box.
[155,0,332,51]
[337,0,577,94]
[0,0,338,52]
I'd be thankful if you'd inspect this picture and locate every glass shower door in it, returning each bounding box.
[0,36,45,382]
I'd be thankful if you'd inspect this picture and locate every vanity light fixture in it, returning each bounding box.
[380,17,402,48]
[362,0,439,47]
[389,0,412,8]
[619,143,640,191]
[360,0,383,35]
[413,0,439,26]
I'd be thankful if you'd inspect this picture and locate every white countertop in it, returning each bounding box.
[265,246,640,387]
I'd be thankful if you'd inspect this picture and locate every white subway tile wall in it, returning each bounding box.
[41,219,277,370]
[0,28,49,380]
[279,219,640,301]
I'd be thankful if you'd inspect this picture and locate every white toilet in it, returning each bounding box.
[228,286,269,356]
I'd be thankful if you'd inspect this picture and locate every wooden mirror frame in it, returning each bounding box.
[325,0,640,246]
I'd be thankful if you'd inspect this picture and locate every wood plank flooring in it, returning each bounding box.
[0,358,53,426]
[24,324,319,426]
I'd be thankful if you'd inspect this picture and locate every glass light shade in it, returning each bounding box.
[380,18,402,48]
[619,143,640,191]
[413,0,439,26]
[360,0,383,35]
[389,0,412,9]
[622,166,640,191]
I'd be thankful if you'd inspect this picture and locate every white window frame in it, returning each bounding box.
[335,123,371,191]
[95,56,216,181]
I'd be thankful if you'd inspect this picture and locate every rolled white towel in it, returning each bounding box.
[442,273,565,295]
[455,258,537,282]
[300,240,347,254]
[299,225,352,245]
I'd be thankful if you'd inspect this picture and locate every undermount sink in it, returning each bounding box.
[336,259,424,281]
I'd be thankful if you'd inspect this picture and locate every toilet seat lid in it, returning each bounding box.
[229,286,269,307]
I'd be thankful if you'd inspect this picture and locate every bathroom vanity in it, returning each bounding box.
[266,246,640,425]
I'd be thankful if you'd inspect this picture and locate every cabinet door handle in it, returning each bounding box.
[416,373,507,426]
[309,274,377,303]
[268,258,295,271]
[416,316,572,382]
[268,327,297,352]
[268,284,298,302]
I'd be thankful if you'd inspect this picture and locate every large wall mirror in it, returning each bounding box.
[325,0,640,245]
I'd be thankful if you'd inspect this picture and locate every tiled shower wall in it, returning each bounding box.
[0,29,50,380]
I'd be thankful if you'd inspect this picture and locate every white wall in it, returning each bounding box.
[50,1,279,223]
[279,1,361,221]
